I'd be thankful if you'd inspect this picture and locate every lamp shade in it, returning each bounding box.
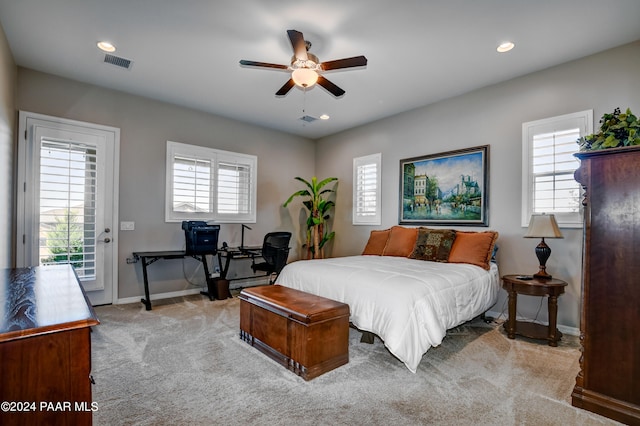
[524,213,563,239]
[291,68,318,88]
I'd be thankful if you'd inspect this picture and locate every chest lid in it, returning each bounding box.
[239,285,349,323]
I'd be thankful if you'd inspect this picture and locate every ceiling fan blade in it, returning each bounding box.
[321,55,368,71]
[240,60,289,70]
[317,76,345,97]
[276,79,295,96]
[287,29,308,61]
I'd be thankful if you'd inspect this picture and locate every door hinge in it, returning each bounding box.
[22,234,25,244]
[23,182,26,192]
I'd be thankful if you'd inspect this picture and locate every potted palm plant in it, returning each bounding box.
[284,176,338,259]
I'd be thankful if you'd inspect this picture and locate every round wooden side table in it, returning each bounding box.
[501,274,568,347]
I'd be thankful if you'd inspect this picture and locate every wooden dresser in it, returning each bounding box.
[572,146,640,425]
[0,265,100,426]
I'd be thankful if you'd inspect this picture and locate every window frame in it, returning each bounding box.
[521,110,593,228]
[353,153,382,225]
[165,141,257,223]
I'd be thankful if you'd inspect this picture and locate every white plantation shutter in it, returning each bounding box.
[531,129,581,213]
[522,110,592,228]
[166,141,256,223]
[355,163,377,215]
[216,156,254,221]
[353,153,381,225]
[172,156,211,213]
[38,139,97,279]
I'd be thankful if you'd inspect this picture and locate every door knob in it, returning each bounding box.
[103,237,111,243]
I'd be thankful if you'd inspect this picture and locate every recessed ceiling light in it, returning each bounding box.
[97,41,116,53]
[497,41,515,53]
[319,114,330,120]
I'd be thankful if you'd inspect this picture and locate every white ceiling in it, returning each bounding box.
[1,0,639,139]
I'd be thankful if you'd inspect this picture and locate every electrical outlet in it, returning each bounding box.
[120,221,135,231]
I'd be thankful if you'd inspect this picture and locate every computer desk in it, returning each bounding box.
[132,246,265,311]
[132,250,214,310]
[216,246,264,281]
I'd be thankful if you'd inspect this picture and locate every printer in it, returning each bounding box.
[181,221,220,255]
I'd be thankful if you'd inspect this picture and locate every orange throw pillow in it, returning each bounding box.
[383,226,418,257]
[362,229,391,255]
[448,231,499,270]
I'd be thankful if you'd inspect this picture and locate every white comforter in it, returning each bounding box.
[277,255,499,373]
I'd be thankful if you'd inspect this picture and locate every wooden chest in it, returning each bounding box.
[239,285,349,380]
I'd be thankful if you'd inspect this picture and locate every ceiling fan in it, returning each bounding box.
[239,30,367,97]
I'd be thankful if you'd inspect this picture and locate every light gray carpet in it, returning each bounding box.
[91,294,619,426]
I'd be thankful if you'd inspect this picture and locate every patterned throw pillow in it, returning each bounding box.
[409,228,457,262]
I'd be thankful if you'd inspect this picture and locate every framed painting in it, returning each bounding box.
[399,145,489,226]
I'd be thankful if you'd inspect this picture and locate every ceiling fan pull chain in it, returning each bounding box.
[301,88,307,126]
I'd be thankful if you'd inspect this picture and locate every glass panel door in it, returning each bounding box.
[18,112,119,306]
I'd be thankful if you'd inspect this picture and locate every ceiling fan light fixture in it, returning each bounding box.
[239,30,365,97]
[291,68,318,88]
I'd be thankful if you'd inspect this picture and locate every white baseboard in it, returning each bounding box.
[229,277,270,289]
[116,287,204,305]
[484,310,580,337]
[115,277,269,306]
[558,324,580,337]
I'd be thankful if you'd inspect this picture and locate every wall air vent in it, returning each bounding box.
[104,54,133,70]
[299,115,317,123]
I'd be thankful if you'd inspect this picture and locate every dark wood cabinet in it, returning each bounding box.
[572,146,640,425]
[0,265,99,426]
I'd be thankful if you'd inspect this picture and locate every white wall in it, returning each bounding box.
[0,24,16,269]
[17,68,316,299]
[315,41,640,330]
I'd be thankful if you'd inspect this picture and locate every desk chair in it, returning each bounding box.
[251,232,292,284]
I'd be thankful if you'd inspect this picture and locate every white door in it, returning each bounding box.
[17,112,120,306]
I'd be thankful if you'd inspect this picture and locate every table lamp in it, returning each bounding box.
[524,213,563,279]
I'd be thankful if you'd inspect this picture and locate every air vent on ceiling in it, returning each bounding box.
[299,115,317,123]
[104,54,133,70]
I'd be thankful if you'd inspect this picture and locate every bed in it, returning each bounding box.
[276,226,500,373]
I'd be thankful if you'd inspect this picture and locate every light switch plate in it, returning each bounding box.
[120,221,135,231]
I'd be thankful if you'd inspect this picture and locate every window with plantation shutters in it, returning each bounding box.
[166,141,256,223]
[522,110,593,228]
[353,153,381,225]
